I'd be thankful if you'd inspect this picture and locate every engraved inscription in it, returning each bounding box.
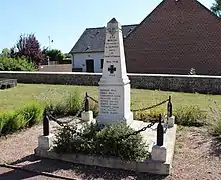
[105,34,119,58]
[99,89,120,115]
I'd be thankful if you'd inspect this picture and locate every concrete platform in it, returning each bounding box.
[35,120,177,175]
[0,78,17,89]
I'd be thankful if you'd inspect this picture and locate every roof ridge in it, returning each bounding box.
[85,24,138,30]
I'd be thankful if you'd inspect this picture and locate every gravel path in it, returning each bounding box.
[0,123,220,180]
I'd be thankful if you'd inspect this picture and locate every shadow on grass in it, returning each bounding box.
[210,136,221,157]
[0,154,168,180]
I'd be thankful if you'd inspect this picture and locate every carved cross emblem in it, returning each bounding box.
[108,65,116,74]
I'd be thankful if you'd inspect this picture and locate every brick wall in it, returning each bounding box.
[1,71,221,94]
[124,0,221,75]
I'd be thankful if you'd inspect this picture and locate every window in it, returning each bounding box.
[100,59,104,69]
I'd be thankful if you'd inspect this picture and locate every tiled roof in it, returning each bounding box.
[70,24,137,53]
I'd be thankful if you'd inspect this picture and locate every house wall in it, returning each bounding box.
[124,0,221,75]
[1,71,221,94]
[72,52,104,73]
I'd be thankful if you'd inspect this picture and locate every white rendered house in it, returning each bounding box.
[69,25,137,73]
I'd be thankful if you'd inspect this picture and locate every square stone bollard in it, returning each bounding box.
[81,111,94,123]
[164,115,175,128]
[38,134,55,150]
[151,145,167,162]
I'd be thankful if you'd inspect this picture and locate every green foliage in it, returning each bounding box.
[0,101,44,136]
[212,118,221,135]
[208,102,221,136]
[134,106,166,122]
[44,90,82,117]
[65,91,82,115]
[0,48,10,58]
[211,0,221,17]
[0,110,19,134]
[0,56,36,71]
[174,105,206,127]
[17,101,44,127]
[54,123,149,161]
[43,49,64,63]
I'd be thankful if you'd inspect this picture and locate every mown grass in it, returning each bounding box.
[1,83,221,113]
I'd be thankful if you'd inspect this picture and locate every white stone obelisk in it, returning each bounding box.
[97,18,133,125]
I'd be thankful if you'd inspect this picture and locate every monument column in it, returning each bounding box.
[97,18,133,125]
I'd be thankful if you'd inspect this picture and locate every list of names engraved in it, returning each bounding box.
[99,88,120,115]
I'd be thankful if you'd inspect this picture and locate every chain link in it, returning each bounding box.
[117,121,156,140]
[86,93,169,112]
[131,99,169,112]
[46,98,86,126]
[86,95,99,104]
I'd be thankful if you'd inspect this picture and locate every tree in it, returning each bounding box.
[64,53,72,59]
[43,48,64,63]
[15,33,45,66]
[211,0,221,17]
[0,48,10,57]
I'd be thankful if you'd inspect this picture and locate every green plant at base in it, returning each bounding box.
[54,123,149,161]
[174,105,206,127]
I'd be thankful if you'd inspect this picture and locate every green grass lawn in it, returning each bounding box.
[1,83,221,112]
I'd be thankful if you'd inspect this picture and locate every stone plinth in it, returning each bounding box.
[35,122,177,175]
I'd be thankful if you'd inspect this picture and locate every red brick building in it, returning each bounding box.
[124,0,221,75]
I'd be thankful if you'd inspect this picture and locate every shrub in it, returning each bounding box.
[174,105,206,127]
[44,90,82,117]
[45,100,66,117]
[0,56,36,71]
[65,91,82,115]
[134,107,166,122]
[0,101,44,136]
[54,123,149,161]
[212,118,221,136]
[16,101,44,127]
[0,110,20,134]
[208,103,221,136]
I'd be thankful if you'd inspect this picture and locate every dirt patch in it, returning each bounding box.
[0,124,220,180]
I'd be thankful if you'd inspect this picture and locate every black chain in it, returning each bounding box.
[131,99,169,112]
[87,95,99,104]
[46,99,86,126]
[86,93,169,112]
[117,121,156,140]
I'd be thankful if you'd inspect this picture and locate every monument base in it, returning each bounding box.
[97,111,133,125]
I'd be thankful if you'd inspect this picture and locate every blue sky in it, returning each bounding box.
[0,0,214,53]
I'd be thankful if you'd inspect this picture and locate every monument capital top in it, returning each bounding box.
[108,18,118,24]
